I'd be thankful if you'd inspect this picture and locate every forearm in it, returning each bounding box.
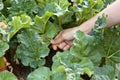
[77,0,120,34]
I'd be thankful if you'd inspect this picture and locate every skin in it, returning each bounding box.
[51,0,120,51]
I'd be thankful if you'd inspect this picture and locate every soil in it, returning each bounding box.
[5,48,56,80]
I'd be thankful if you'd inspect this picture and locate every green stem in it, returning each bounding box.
[0,57,5,68]
[108,49,120,59]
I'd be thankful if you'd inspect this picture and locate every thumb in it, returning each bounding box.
[51,33,64,44]
[51,37,63,44]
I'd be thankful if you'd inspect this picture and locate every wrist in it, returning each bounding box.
[77,17,97,34]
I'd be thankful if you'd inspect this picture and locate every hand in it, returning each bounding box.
[51,27,78,50]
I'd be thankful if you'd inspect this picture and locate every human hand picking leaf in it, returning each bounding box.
[51,0,120,51]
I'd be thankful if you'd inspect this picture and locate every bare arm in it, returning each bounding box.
[51,0,120,50]
[78,0,120,34]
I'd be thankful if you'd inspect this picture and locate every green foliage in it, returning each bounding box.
[16,14,61,68]
[7,14,31,41]
[0,0,119,80]
[16,29,47,68]
[0,70,17,80]
[27,67,51,80]
[0,40,9,57]
[50,14,120,80]
[32,11,53,34]
[7,0,39,18]
[27,14,120,80]
[68,0,104,26]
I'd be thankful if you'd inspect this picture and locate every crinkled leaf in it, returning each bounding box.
[0,70,17,80]
[92,65,115,79]
[8,14,31,41]
[52,50,94,80]
[8,0,39,17]
[91,66,115,80]
[70,31,101,65]
[37,0,70,16]
[52,51,75,80]
[32,12,53,34]
[27,67,51,80]
[36,0,72,26]
[90,14,120,66]
[92,14,107,41]
[0,40,9,57]
[16,29,49,68]
[51,0,70,10]
[93,27,120,65]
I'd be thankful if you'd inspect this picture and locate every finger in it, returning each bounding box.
[51,32,64,44]
[65,41,73,46]
[63,45,71,51]
[58,42,67,50]
[52,44,58,50]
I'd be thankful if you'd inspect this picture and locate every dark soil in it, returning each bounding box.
[5,48,56,80]
[5,49,31,80]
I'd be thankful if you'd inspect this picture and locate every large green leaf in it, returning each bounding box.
[70,31,101,65]
[0,0,119,80]
[92,15,120,65]
[27,67,51,80]
[8,14,31,41]
[0,40,9,57]
[52,50,94,80]
[36,0,73,27]
[95,28,120,64]
[32,11,53,34]
[91,65,115,80]
[37,0,70,15]
[51,0,70,10]
[51,14,120,79]
[8,0,39,17]
[0,70,17,80]
[16,29,49,68]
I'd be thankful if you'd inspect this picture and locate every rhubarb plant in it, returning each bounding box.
[0,0,119,80]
